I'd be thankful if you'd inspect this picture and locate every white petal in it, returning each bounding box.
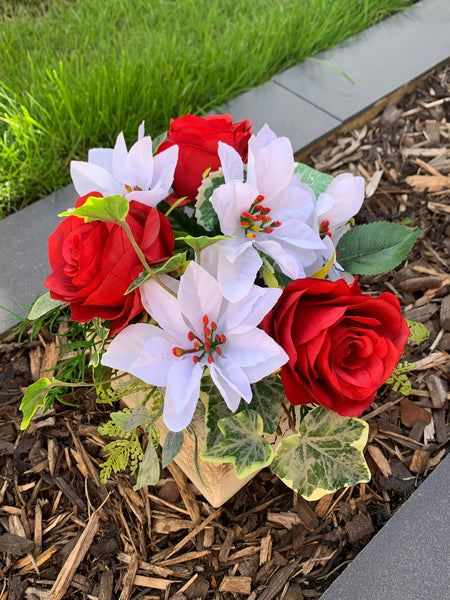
[216,246,262,302]
[140,277,188,342]
[126,137,154,191]
[138,120,145,140]
[112,131,129,184]
[218,142,244,183]
[255,123,278,148]
[253,136,295,198]
[255,238,300,279]
[131,333,178,386]
[151,144,179,193]
[178,262,222,335]
[211,181,258,236]
[269,181,315,223]
[88,148,114,172]
[210,357,252,410]
[163,360,203,431]
[101,323,164,375]
[225,285,282,334]
[318,173,365,226]
[270,220,324,250]
[125,189,167,207]
[70,161,124,197]
[226,329,288,382]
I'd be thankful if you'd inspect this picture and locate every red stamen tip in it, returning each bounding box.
[205,327,211,336]
[257,195,264,201]
[208,355,214,364]
[172,347,184,357]
[265,227,274,234]
[203,315,209,326]
[194,340,200,350]
[187,331,194,341]
[193,355,199,364]
[216,347,222,356]
[220,334,227,343]
[211,321,217,330]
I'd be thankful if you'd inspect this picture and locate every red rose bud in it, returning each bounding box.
[261,278,410,417]
[156,114,252,200]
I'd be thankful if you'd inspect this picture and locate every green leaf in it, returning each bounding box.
[111,405,150,431]
[202,409,273,478]
[336,222,423,275]
[89,318,109,367]
[248,378,284,435]
[195,171,225,232]
[58,194,129,223]
[406,319,430,346]
[28,293,65,321]
[162,431,184,468]
[134,441,160,490]
[176,234,231,254]
[152,131,167,154]
[125,252,186,294]
[19,377,53,430]
[294,163,333,197]
[271,406,370,501]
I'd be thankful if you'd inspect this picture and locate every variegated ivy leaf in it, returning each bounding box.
[202,409,273,478]
[195,170,225,232]
[162,431,184,469]
[272,406,370,501]
[294,163,333,197]
[248,377,284,435]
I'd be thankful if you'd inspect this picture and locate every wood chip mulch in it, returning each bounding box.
[0,63,448,600]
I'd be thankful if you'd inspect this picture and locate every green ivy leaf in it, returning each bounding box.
[202,409,273,478]
[125,252,186,294]
[134,441,160,490]
[59,194,129,223]
[162,431,184,468]
[195,171,225,232]
[271,406,370,501]
[248,378,284,435]
[19,377,53,430]
[27,293,65,321]
[111,405,150,431]
[336,221,424,275]
[294,163,333,197]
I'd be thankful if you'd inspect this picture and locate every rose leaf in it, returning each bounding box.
[59,194,129,223]
[271,406,370,501]
[27,292,65,321]
[336,221,424,275]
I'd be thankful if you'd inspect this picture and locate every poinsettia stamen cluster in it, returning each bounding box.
[125,184,143,192]
[319,220,332,239]
[239,195,282,239]
[172,315,227,365]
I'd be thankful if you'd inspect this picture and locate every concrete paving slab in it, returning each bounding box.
[319,453,450,600]
[274,0,450,123]
[0,184,77,333]
[218,79,341,153]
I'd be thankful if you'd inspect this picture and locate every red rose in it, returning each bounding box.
[261,278,410,416]
[45,192,174,335]
[157,114,252,200]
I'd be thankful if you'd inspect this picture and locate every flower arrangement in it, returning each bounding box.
[20,114,425,502]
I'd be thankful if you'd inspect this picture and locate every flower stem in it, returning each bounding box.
[120,221,177,297]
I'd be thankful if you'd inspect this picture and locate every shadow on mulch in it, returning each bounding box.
[0,64,448,600]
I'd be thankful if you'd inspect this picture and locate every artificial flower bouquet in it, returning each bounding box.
[20,114,425,503]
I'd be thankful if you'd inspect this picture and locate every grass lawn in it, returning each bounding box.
[0,0,417,218]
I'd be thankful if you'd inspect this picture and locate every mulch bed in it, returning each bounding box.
[0,63,449,600]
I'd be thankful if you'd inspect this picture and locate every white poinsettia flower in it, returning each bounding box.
[305,172,365,281]
[200,125,325,302]
[101,262,288,432]
[70,121,178,207]
[315,172,365,243]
